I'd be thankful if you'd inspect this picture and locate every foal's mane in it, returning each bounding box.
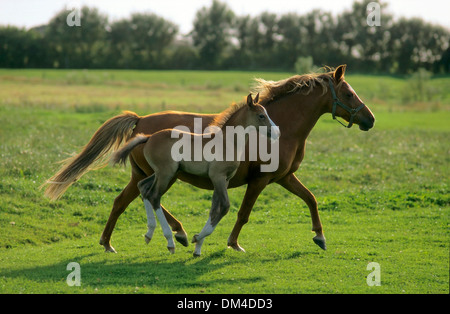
[209,102,247,129]
[253,67,342,105]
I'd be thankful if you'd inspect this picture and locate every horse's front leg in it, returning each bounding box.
[227,177,270,252]
[277,173,326,250]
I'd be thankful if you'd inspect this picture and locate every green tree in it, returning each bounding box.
[389,18,449,73]
[0,26,48,68]
[108,13,178,69]
[192,0,235,69]
[45,6,109,68]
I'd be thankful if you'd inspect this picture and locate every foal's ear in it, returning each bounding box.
[247,93,255,107]
[334,64,347,82]
[254,93,259,104]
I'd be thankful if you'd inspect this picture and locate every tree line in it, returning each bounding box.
[0,0,449,74]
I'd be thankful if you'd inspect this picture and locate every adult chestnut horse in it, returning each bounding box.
[43,65,375,253]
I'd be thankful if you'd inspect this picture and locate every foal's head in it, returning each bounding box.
[244,93,280,141]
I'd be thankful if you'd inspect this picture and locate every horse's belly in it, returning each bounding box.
[177,171,214,190]
[179,161,209,177]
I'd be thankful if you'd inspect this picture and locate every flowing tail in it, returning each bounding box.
[42,111,140,201]
[111,134,149,166]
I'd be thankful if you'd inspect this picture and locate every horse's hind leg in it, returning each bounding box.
[100,174,142,253]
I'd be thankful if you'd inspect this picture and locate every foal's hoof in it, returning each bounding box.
[191,234,199,243]
[168,246,175,254]
[145,235,152,244]
[313,236,327,250]
[175,232,189,247]
[193,252,201,258]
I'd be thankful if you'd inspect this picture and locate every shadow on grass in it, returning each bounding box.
[0,249,264,293]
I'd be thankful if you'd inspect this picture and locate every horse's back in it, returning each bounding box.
[134,111,215,136]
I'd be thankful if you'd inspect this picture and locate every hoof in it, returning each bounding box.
[145,235,152,244]
[313,236,327,250]
[175,232,189,247]
[193,252,201,258]
[104,246,117,253]
[228,243,246,253]
[100,238,117,253]
[168,246,175,254]
[191,234,199,243]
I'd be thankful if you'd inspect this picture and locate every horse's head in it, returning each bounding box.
[246,93,280,141]
[329,65,375,131]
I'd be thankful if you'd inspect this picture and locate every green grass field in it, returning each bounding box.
[0,69,449,294]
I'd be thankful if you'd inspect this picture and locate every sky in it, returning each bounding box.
[0,0,449,33]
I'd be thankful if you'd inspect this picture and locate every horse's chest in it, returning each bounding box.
[281,145,305,175]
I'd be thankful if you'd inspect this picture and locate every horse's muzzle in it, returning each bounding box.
[359,115,375,131]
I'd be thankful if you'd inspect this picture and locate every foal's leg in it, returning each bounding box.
[138,175,188,247]
[138,175,158,244]
[277,173,326,250]
[144,172,177,254]
[100,169,187,252]
[192,177,230,257]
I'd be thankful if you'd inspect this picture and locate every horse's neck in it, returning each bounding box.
[267,90,328,142]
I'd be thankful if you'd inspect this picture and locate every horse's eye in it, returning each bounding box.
[259,114,266,119]
[347,93,353,98]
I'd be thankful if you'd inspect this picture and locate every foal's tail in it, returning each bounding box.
[111,134,149,166]
[42,111,140,201]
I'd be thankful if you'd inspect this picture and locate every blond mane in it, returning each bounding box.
[210,68,344,128]
[252,68,343,105]
[209,102,247,129]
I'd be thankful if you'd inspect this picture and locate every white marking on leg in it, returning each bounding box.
[155,206,175,252]
[197,217,216,239]
[194,237,205,256]
[144,199,157,243]
[194,217,216,256]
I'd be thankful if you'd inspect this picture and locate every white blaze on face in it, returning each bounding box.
[262,107,280,141]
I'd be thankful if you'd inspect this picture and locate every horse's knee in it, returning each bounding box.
[236,210,249,225]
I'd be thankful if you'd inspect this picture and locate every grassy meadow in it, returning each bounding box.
[0,69,449,294]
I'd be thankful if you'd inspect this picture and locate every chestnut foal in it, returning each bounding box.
[112,94,280,256]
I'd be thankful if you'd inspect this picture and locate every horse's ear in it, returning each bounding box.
[247,93,254,107]
[334,64,347,82]
[254,93,259,104]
